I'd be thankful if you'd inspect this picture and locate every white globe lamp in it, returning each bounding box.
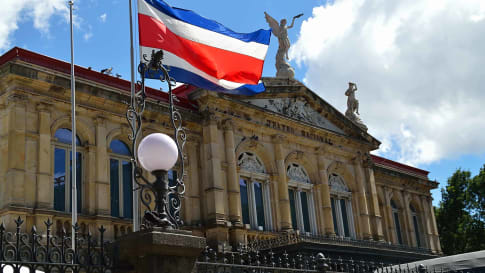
[137,133,178,172]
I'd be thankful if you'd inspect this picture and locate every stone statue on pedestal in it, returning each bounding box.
[345,82,368,131]
[264,12,303,79]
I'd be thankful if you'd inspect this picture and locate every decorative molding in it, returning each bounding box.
[329,173,350,194]
[238,152,265,174]
[271,134,286,144]
[287,163,310,184]
[221,118,234,131]
[245,97,345,134]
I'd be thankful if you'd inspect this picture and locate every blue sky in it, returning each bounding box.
[2,0,485,207]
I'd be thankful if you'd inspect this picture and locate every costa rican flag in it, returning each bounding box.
[138,0,271,95]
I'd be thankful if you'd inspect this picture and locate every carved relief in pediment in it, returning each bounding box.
[245,97,345,134]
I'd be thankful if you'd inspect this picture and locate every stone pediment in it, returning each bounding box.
[244,97,345,135]
[235,77,380,147]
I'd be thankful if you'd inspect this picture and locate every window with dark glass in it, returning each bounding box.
[289,189,298,230]
[410,204,421,247]
[109,140,132,218]
[340,199,350,237]
[331,197,339,235]
[254,182,265,230]
[54,128,82,213]
[300,191,311,233]
[239,178,250,225]
[391,200,403,245]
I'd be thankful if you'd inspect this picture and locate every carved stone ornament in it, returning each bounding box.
[329,173,350,193]
[238,152,265,173]
[246,97,345,134]
[287,163,310,183]
[344,82,368,131]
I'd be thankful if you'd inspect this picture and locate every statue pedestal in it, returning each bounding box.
[114,228,206,273]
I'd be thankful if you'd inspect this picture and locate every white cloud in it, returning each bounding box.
[99,13,107,23]
[0,0,70,50]
[83,32,92,41]
[290,0,485,166]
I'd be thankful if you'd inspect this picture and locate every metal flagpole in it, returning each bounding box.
[68,0,78,249]
[129,0,140,232]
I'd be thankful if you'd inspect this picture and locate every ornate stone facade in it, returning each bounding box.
[0,48,441,263]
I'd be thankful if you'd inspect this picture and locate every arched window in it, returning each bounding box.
[391,200,403,245]
[410,204,421,247]
[287,163,317,234]
[53,128,82,213]
[238,152,272,231]
[109,139,133,219]
[329,174,355,238]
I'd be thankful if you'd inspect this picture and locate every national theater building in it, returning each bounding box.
[0,47,441,263]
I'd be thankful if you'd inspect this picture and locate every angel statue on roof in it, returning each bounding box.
[264,12,303,79]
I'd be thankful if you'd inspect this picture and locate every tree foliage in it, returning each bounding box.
[435,166,485,255]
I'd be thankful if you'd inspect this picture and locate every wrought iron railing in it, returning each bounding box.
[247,232,433,255]
[0,217,112,273]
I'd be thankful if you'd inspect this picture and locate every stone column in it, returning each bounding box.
[36,102,52,209]
[5,94,28,207]
[420,195,436,252]
[400,191,413,246]
[383,187,397,244]
[363,156,385,241]
[316,149,334,236]
[222,119,241,225]
[425,196,441,253]
[353,153,371,239]
[95,117,110,215]
[273,134,291,230]
[201,111,228,249]
[184,139,201,226]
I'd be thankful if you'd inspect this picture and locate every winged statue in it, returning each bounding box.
[264,12,303,79]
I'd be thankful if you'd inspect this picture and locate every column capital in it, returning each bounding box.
[201,109,218,126]
[362,152,375,168]
[36,101,53,113]
[221,118,234,131]
[7,93,29,106]
[315,144,330,155]
[94,115,107,126]
[271,134,286,144]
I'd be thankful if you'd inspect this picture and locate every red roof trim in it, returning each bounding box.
[0,47,196,110]
[371,154,429,177]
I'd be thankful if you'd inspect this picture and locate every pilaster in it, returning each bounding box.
[273,134,291,230]
[95,117,109,215]
[36,102,53,209]
[202,110,225,226]
[316,146,334,236]
[353,152,371,239]
[184,139,201,225]
[5,93,28,207]
[222,119,241,225]
[364,155,385,241]
[419,195,436,252]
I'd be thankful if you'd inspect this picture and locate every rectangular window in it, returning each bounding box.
[340,199,350,237]
[300,191,311,233]
[253,182,265,230]
[394,212,403,245]
[331,197,339,235]
[110,159,120,217]
[54,148,66,212]
[413,215,421,247]
[239,179,250,225]
[122,161,133,218]
[289,189,298,230]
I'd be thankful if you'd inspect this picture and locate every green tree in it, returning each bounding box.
[435,166,485,255]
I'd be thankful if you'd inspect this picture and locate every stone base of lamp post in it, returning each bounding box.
[113,228,206,273]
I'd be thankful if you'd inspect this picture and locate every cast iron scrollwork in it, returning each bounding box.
[126,49,186,230]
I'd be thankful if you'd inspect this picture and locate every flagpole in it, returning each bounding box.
[129,0,140,232]
[68,0,77,250]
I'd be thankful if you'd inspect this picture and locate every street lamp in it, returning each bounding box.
[126,50,186,230]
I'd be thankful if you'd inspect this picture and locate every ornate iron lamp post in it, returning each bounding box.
[126,50,186,230]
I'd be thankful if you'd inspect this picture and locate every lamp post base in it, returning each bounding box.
[114,228,206,273]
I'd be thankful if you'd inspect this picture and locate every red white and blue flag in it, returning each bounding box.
[138,0,271,95]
